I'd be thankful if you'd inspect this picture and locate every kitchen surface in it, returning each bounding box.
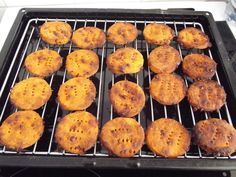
[0,0,236,177]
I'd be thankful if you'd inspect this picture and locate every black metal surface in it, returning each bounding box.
[0,168,232,177]
[0,8,236,170]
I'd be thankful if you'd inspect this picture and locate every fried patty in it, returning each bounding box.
[100,117,144,158]
[193,118,236,156]
[187,80,226,112]
[182,53,217,80]
[148,45,181,74]
[55,111,99,154]
[143,23,174,45]
[107,22,138,45]
[106,47,144,74]
[109,80,145,117]
[58,77,96,111]
[40,21,72,45]
[177,27,211,49]
[10,77,52,110]
[24,49,63,77]
[66,49,99,78]
[72,27,106,49]
[0,111,44,151]
[146,118,190,158]
[150,74,186,105]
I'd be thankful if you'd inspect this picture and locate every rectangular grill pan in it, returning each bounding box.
[0,8,236,170]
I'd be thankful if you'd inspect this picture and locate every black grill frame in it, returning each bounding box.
[0,8,236,169]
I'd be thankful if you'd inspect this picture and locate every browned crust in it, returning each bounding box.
[10,77,52,110]
[148,45,181,74]
[182,53,217,80]
[193,118,236,156]
[100,117,144,158]
[177,27,212,49]
[107,22,138,45]
[57,77,96,111]
[106,47,144,74]
[109,80,145,117]
[40,21,72,45]
[72,27,106,49]
[55,111,99,154]
[149,73,187,105]
[66,49,99,78]
[0,111,44,151]
[187,80,226,112]
[143,23,175,45]
[146,118,190,158]
[24,49,63,77]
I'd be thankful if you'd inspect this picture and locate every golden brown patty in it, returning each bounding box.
[100,117,144,158]
[107,22,138,45]
[40,21,72,45]
[55,111,99,154]
[150,74,186,105]
[187,80,226,112]
[143,23,174,45]
[148,45,181,74]
[66,50,99,78]
[109,80,145,117]
[0,111,44,151]
[177,27,211,49]
[106,47,144,74]
[72,27,106,49]
[10,77,52,110]
[182,53,217,80]
[24,49,63,77]
[146,118,190,158]
[193,118,236,156]
[58,77,96,111]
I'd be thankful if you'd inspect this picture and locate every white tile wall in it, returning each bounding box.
[2,0,142,7]
[0,0,6,22]
[0,0,5,7]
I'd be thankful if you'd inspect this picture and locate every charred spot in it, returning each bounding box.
[69,136,77,143]
[53,31,59,37]
[118,94,126,99]
[69,125,77,132]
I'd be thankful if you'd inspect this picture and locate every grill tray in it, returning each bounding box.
[0,8,236,169]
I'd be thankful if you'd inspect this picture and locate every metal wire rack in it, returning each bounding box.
[0,17,235,160]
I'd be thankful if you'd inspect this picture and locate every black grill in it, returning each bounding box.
[0,8,236,169]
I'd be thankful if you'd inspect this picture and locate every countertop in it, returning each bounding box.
[0,1,235,51]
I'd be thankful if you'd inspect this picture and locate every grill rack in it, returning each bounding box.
[0,8,236,169]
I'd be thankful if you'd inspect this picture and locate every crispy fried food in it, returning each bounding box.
[66,49,99,78]
[10,77,52,110]
[177,27,211,49]
[106,47,144,74]
[148,45,181,74]
[109,80,145,117]
[146,118,190,158]
[107,22,138,45]
[187,80,226,111]
[55,111,99,154]
[24,49,62,77]
[100,117,144,157]
[193,118,236,156]
[72,27,106,49]
[182,53,217,80]
[143,23,174,45]
[58,77,96,111]
[150,74,186,105]
[40,21,72,45]
[0,111,44,151]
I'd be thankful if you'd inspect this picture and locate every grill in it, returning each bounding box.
[0,8,236,169]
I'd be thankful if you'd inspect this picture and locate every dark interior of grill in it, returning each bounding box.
[0,9,236,169]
